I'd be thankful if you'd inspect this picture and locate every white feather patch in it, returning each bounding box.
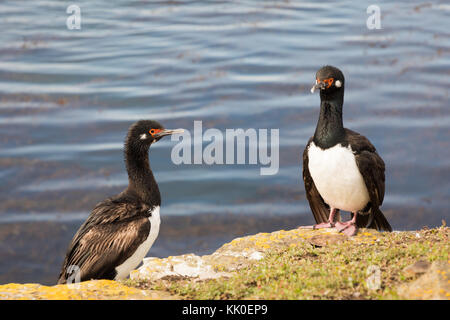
[308,142,369,212]
[114,206,161,280]
[140,133,147,140]
[335,80,342,87]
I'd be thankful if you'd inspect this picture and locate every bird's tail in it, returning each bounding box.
[356,207,392,232]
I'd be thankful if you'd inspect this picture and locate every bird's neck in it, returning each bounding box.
[313,90,345,149]
[124,145,161,206]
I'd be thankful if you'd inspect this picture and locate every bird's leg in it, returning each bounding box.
[335,212,358,236]
[299,208,337,229]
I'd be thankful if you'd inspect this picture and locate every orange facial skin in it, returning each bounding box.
[149,129,162,136]
[317,77,334,89]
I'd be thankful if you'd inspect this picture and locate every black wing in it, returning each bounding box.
[345,129,392,231]
[57,199,151,283]
[302,137,334,224]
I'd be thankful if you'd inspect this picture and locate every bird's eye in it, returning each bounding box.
[149,128,162,136]
[323,78,334,88]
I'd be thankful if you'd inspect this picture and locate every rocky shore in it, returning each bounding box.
[0,226,448,300]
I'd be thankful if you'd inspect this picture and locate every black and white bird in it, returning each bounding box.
[301,66,392,236]
[57,120,183,284]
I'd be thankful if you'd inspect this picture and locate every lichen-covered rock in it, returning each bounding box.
[398,261,450,300]
[0,279,175,300]
[131,227,378,282]
[6,226,443,300]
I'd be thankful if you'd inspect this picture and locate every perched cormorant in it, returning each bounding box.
[57,120,183,284]
[301,66,392,236]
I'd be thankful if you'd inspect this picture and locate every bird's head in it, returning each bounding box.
[310,65,345,95]
[126,120,184,151]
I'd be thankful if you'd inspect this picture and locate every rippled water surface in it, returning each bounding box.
[0,0,449,284]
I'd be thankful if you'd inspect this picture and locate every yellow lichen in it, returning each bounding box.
[0,280,153,300]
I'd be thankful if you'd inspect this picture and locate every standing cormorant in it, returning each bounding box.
[301,66,392,236]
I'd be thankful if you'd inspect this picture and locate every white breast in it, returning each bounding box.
[114,206,161,280]
[308,142,370,212]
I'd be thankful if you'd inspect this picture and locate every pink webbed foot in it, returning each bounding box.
[335,221,358,236]
[299,208,339,231]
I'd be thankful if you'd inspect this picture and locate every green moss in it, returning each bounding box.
[131,226,448,300]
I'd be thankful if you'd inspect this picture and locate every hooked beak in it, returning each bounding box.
[310,81,326,93]
[153,128,184,138]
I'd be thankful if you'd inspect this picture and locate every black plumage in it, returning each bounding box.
[57,198,153,283]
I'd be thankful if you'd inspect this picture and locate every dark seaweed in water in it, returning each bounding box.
[0,1,449,285]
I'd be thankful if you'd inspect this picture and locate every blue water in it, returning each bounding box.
[0,0,449,284]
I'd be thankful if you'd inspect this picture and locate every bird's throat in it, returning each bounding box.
[313,94,345,149]
[125,145,161,205]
